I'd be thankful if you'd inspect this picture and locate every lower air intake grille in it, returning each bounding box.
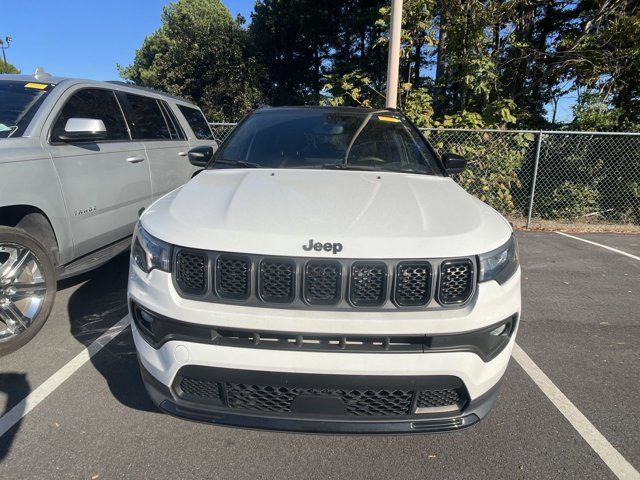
[395,262,431,306]
[304,261,341,305]
[349,263,387,306]
[438,259,474,305]
[179,377,223,400]
[216,255,250,299]
[259,259,295,303]
[224,382,413,416]
[175,251,207,294]
[416,388,466,409]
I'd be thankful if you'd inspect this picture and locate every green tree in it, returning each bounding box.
[120,0,264,121]
[0,61,20,74]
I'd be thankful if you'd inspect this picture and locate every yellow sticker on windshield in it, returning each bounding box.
[377,115,401,123]
[24,82,48,90]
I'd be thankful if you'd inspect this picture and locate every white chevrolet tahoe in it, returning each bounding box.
[128,106,521,433]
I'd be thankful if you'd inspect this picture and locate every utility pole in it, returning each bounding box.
[0,35,11,67]
[385,0,403,109]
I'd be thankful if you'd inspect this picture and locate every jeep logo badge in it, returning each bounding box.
[303,239,343,255]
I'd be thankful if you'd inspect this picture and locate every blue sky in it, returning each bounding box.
[2,0,573,121]
[1,0,255,80]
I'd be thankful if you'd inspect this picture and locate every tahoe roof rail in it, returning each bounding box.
[105,80,191,103]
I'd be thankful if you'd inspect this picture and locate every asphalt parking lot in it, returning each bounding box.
[0,231,638,479]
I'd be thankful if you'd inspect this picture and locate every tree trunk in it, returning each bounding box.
[434,1,448,117]
[414,42,422,86]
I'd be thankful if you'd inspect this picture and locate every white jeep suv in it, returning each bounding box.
[128,106,521,433]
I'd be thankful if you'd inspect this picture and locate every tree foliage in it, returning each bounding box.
[122,0,640,130]
[119,0,264,121]
[0,62,20,74]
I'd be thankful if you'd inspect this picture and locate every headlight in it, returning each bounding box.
[132,224,171,273]
[478,235,518,284]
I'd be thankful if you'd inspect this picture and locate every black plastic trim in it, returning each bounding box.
[348,261,388,307]
[437,258,476,306]
[393,261,432,307]
[302,260,343,305]
[130,301,517,362]
[172,247,477,312]
[139,363,502,434]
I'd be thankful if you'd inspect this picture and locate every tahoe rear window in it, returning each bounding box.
[178,105,213,140]
[125,93,173,140]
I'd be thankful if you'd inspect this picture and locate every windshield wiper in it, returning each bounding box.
[212,159,261,168]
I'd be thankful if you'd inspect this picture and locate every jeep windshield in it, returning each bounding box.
[0,80,52,138]
[212,108,441,175]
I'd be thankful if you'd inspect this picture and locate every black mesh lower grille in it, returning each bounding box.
[395,262,431,306]
[438,259,474,304]
[349,263,387,306]
[176,251,207,293]
[176,375,469,417]
[216,255,250,299]
[304,261,341,304]
[259,259,295,303]
[179,377,223,400]
[416,388,466,409]
[225,382,413,416]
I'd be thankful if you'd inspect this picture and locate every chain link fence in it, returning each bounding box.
[210,122,640,230]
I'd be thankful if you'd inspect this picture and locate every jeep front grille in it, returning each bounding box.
[438,259,475,305]
[216,255,250,299]
[172,249,475,310]
[176,251,207,294]
[304,261,341,305]
[349,262,387,306]
[259,259,295,303]
[394,262,431,306]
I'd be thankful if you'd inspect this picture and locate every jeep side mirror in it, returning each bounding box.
[188,145,214,168]
[57,118,108,142]
[442,152,467,174]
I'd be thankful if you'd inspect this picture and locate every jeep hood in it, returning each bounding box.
[142,169,512,258]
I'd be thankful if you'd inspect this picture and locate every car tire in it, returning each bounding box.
[0,226,57,357]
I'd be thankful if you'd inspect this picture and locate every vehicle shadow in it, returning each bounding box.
[66,252,156,413]
[0,372,29,462]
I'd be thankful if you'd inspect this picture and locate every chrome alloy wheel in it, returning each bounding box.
[0,243,48,342]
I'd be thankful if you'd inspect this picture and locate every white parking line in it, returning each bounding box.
[0,315,129,438]
[556,232,640,262]
[513,344,640,480]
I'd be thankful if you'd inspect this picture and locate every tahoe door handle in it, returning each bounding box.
[126,156,145,163]
[178,151,188,157]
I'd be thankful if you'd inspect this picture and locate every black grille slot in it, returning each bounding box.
[416,388,467,409]
[395,262,431,306]
[176,251,207,294]
[438,259,474,305]
[259,259,296,303]
[349,262,387,306]
[179,377,223,400]
[225,382,413,416]
[216,255,250,299]
[304,261,342,305]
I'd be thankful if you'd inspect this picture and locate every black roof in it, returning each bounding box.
[254,105,394,115]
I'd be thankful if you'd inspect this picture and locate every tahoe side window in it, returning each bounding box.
[177,105,213,140]
[159,101,186,140]
[51,88,129,142]
[125,94,172,140]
